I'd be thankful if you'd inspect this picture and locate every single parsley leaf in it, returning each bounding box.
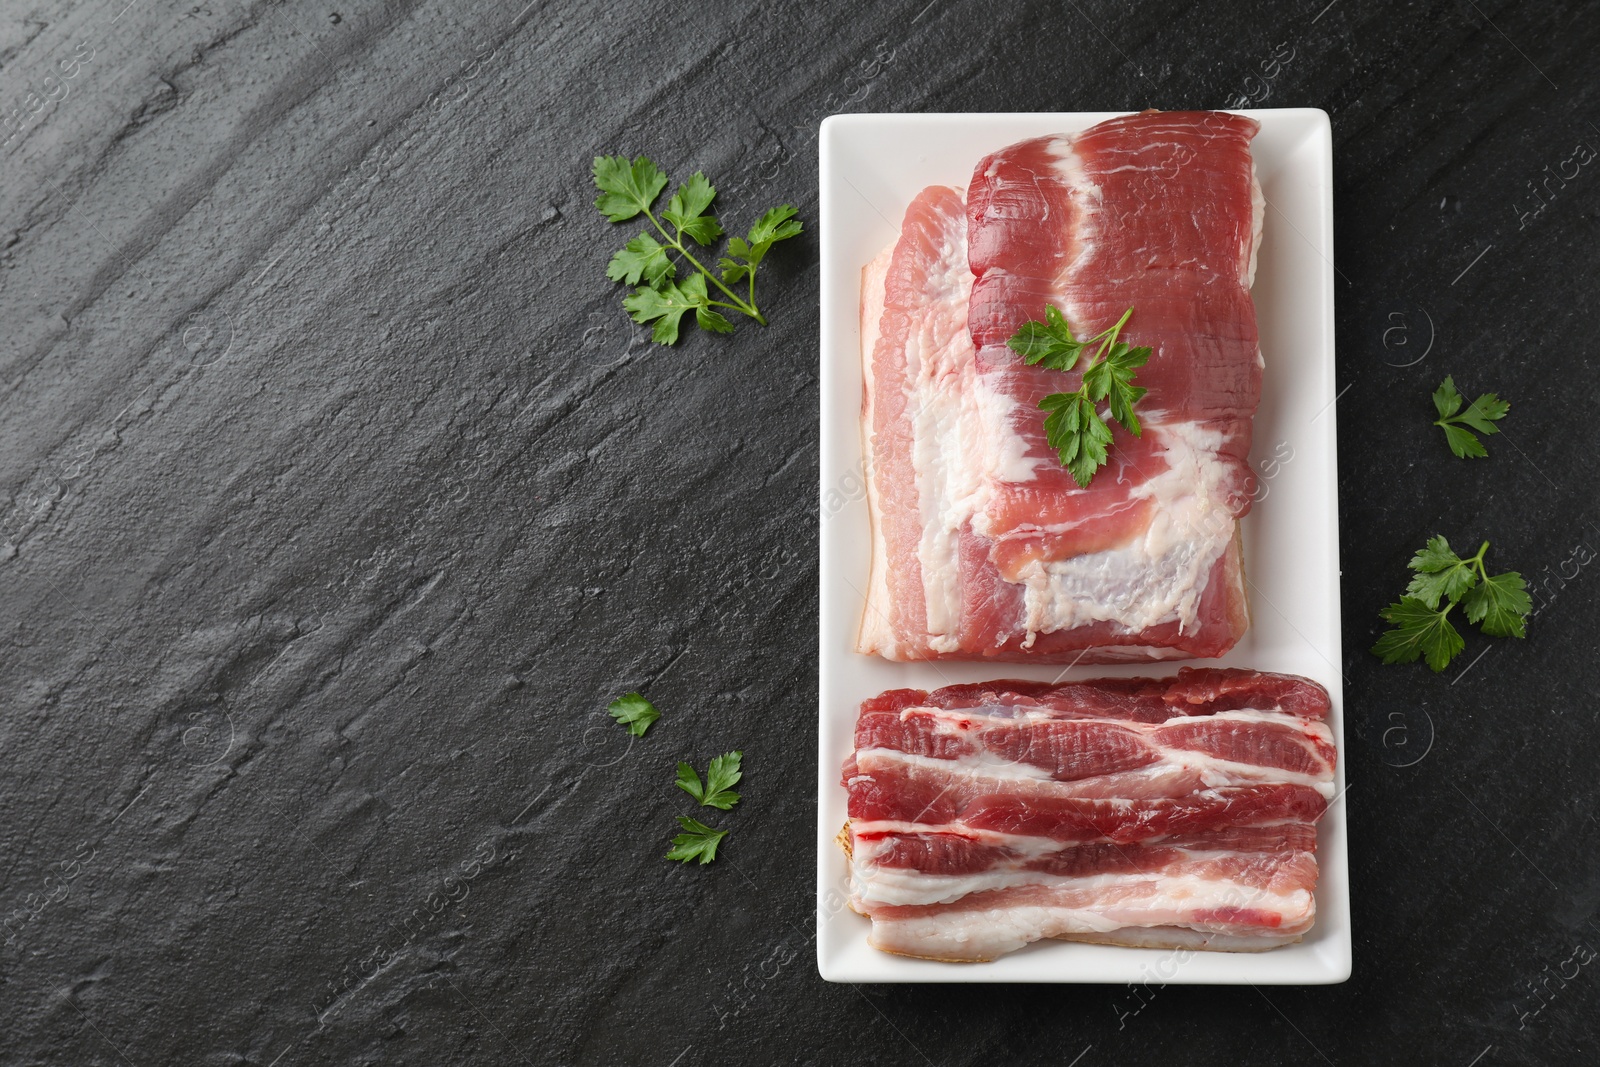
[1432,376,1464,420]
[747,204,802,249]
[1432,376,1508,458]
[1009,306,1084,370]
[1461,570,1531,638]
[703,751,742,809]
[677,215,724,246]
[665,172,715,222]
[1457,392,1511,434]
[1039,391,1084,465]
[1441,422,1488,459]
[662,172,723,247]
[623,275,712,344]
[674,762,705,802]
[606,233,676,287]
[1096,342,1151,435]
[665,816,728,864]
[1371,597,1465,672]
[675,751,742,810]
[696,306,735,333]
[1040,391,1112,488]
[1403,535,1477,609]
[1409,534,1462,573]
[607,692,659,737]
[717,210,803,283]
[592,155,669,222]
[717,242,751,283]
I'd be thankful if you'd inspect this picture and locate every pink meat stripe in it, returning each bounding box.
[857,111,1264,663]
[840,668,1336,962]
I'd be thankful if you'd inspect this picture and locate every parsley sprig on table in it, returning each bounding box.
[592,155,801,344]
[676,751,742,810]
[1006,306,1150,488]
[665,817,728,865]
[1371,536,1530,671]
[1432,376,1509,458]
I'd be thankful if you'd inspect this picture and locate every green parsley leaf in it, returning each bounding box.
[1090,341,1151,436]
[1431,377,1464,420]
[676,215,724,247]
[665,172,716,223]
[1402,535,1477,609]
[1040,391,1111,487]
[1371,597,1465,672]
[1007,305,1085,370]
[674,762,703,801]
[605,233,676,287]
[1457,392,1511,433]
[593,156,800,342]
[665,816,728,864]
[704,751,742,808]
[592,155,670,222]
[1461,571,1531,638]
[662,172,724,247]
[607,692,659,737]
[675,750,742,810]
[1012,306,1147,488]
[623,275,713,344]
[716,209,802,288]
[696,306,735,334]
[747,204,803,249]
[1432,376,1509,458]
[1440,423,1488,459]
[717,248,750,284]
[1409,534,1463,573]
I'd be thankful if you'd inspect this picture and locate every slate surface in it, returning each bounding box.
[2,1,1598,1064]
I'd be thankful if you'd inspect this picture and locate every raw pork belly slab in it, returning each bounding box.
[858,111,1264,662]
[839,668,1335,962]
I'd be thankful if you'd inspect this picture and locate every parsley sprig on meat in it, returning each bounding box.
[1007,306,1149,488]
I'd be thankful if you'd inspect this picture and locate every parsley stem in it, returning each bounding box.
[1073,308,1135,404]
[1469,540,1491,582]
[1086,307,1133,363]
[642,208,767,325]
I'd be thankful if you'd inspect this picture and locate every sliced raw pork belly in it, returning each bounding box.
[857,111,1264,662]
[840,668,1335,962]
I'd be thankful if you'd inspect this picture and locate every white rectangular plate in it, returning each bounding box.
[816,110,1346,984]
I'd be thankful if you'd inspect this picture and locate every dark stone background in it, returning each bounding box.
[1,0,1596,1064]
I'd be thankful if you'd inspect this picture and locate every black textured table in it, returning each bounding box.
[3,2,1597,1064]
